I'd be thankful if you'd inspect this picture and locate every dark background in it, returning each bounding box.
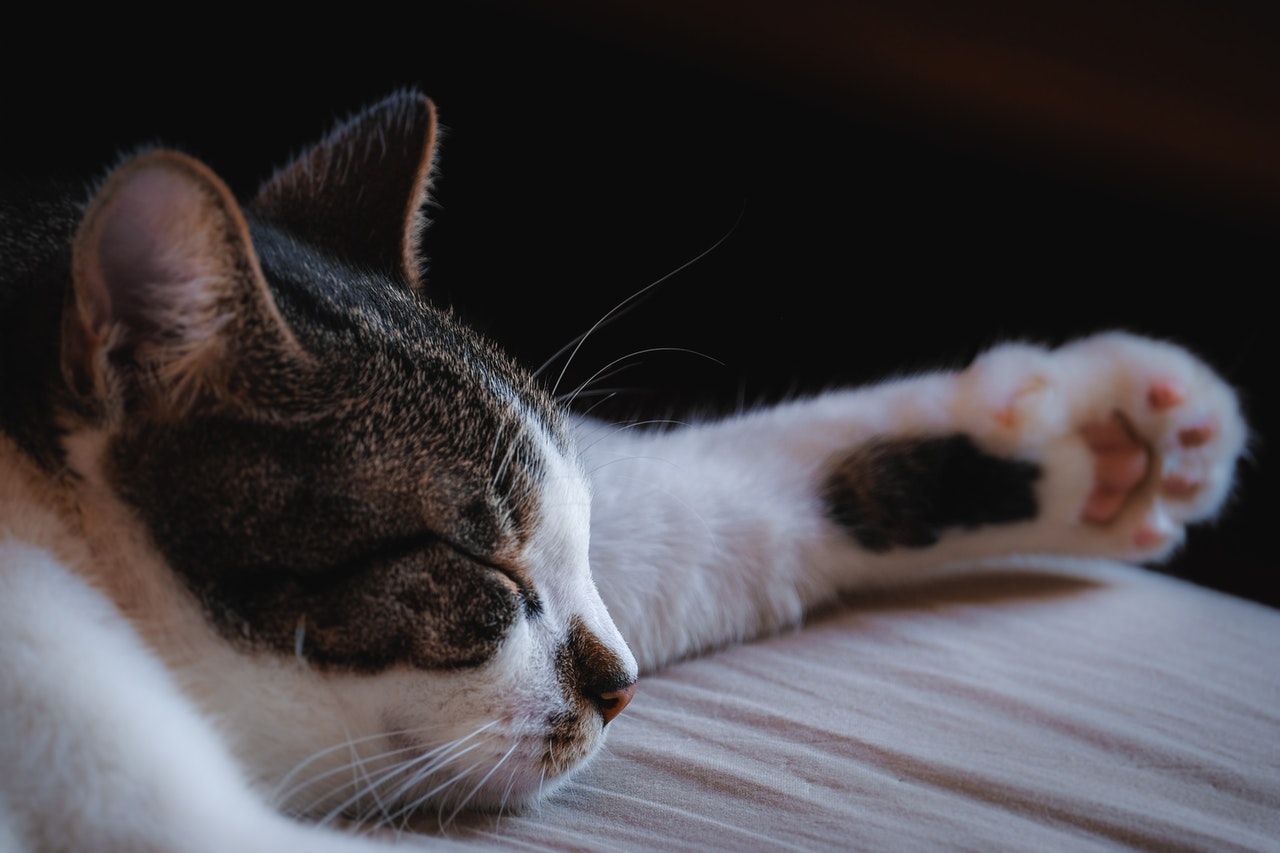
[6,2,1275,606]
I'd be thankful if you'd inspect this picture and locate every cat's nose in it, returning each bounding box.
[595,680,637,726]
[558,616,638,725]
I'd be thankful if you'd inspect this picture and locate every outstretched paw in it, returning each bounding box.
[960,332,1248,561]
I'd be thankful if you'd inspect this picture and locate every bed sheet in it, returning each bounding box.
[409,559,1279,851]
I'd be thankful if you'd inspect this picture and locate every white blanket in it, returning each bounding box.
[415,559,1279,851]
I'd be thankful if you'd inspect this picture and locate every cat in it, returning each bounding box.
[0,88,1248,852]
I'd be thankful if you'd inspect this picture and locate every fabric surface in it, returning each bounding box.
[408,559,1279,852]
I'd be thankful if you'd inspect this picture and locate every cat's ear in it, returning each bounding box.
[250,89,438,288]
[64,149,295,413]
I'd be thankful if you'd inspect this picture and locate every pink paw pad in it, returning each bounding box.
[1133,523,1168,550]
[993,377,1048,430]
[1162,473,1201,499]
[1079,412,1151,524]
[1146,380,1186,411]
[1177,420,1216,448]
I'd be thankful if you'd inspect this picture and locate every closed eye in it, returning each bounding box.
[357,532,542,618]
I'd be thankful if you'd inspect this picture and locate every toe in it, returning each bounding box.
[1161,472,1201,499]
[1177,419,1217,448]
[1146,379,1186,411]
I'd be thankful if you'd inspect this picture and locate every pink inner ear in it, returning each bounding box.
[66,149,273,405]
[89,164,211,337]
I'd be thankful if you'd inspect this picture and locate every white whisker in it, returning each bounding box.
[374,733,498,824]
[318,734,491,829]
[439,742,520,831]
[272,730,414,811]
[486,420,506,483]
[536,212,742,399]
[293,615,308,663]
[559,346,724,411]
[274,720,501,820]
[576,420,693,460]
[574,391,622,420]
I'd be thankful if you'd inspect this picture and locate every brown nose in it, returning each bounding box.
[596,681,637,726]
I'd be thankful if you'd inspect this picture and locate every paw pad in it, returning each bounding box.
[1177,421,1216,448]
[993,376,1050,430]
[1161,473,1201,499]
[1133,522,1168,550]
[966,332,1244,563]
[1146,380,1186,411]
[1079,412,1150,524]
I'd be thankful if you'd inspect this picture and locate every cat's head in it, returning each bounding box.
[58,89,638,819]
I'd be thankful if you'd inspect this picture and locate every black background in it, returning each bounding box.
[6,2,1275,606]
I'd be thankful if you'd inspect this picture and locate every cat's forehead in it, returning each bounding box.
[253,222,570,447]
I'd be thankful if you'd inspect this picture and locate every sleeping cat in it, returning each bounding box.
[0,89,1247,852]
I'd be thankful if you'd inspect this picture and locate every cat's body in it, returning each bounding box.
[0,90,1248,852]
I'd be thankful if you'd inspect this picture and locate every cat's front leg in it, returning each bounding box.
[580,331,1247,671]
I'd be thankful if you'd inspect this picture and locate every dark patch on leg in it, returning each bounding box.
[823,434,1041,552]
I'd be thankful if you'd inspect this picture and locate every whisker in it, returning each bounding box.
[574,391,622,421]
[490,427,521,493]
[486,420,506,484]
[540,737,553,804]
[575,419,694,460]
[285,740,427,822]
[318,734,493,829]
[293,615,308,663]
[275,720,500,819]
[559,346,725,411]
[441,741,520,829]
[385,755,492,831]
[556,362,647,405]
[339,712,391,829]
[495,762,521,823]
[374,734,498,825]
[537,210,743,399]
[272,728,414,810]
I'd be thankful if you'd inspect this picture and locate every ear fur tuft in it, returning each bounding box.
[65,149,285,415]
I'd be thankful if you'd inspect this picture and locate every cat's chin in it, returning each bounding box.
[273,722,602,824]
[441,744,594,816]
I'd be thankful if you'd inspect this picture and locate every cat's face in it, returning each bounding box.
[57,91,637,817]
